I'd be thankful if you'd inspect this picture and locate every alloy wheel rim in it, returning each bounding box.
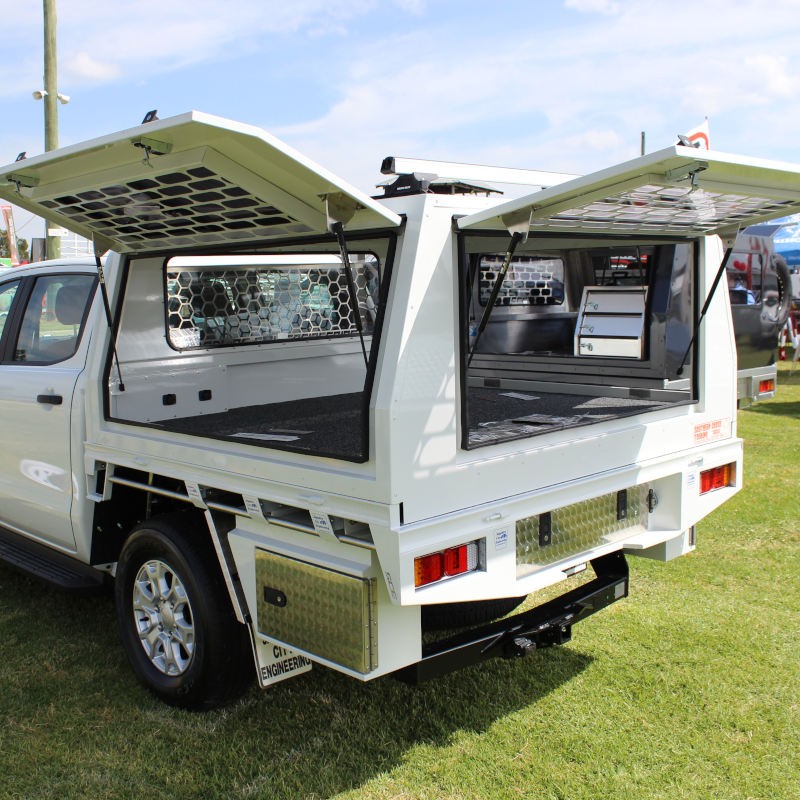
[132,559,196,676]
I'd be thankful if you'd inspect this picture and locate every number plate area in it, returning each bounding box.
[516,485,649,576]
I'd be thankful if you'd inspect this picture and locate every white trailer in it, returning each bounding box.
[2,112,800,708]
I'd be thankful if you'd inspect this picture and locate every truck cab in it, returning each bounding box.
[2,113,800,708]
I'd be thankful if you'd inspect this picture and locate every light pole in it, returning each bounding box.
[40,0,64,259]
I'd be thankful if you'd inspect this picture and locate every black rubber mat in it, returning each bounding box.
[164,392,366,460]
[466,386,675,447]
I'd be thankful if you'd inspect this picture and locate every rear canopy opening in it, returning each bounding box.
[459,234,695,448]
[456,144,800,449]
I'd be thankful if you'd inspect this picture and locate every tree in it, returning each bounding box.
[0,229,29,263]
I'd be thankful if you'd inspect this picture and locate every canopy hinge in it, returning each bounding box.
[500,208,532,240]
[665,162,708,188]
[5,172,39,192]
[131,135,173,167]
[323,192,361,231]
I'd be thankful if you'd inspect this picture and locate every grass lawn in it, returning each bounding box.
[0,365,798,800]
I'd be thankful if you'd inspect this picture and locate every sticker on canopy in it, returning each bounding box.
[184,481,204,506]
[693,418,731,444]
[243,495,265,518]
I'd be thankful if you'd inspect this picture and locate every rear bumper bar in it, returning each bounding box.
[398,551,629,683]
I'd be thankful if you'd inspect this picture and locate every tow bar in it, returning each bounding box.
[398,551,628,684]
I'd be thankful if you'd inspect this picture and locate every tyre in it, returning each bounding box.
[115,512,253,710]
[421,595,527,631]
[765,254,792,326]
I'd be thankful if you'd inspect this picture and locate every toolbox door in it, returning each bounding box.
[0,111,401,254]
[457,145,800,239]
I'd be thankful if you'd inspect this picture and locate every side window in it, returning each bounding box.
[165,255,380,350]
[13,274,96,363]
[0,280,20,341]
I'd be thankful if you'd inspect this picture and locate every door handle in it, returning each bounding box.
[36,394,63,405]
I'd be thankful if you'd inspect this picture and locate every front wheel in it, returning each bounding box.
[115,513,253,709]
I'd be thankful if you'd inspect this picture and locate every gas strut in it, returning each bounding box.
[94,252,125,391]
[331,221,369,369]
[467,230,525,366]
[677,246,733,376]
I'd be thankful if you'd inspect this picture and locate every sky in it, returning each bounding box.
[2,0,800,247]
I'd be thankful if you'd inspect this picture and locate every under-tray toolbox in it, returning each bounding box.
[255,549,377,672]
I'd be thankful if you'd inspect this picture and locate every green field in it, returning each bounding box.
[1,365,798,800]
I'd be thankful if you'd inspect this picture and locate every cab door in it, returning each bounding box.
[0,270,97,550]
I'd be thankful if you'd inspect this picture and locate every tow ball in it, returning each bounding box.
[502,623,573,658]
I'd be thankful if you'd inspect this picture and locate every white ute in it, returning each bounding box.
[2,112,800,708]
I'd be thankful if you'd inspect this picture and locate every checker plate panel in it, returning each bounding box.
[255,550,377,673]
[516,485,649,573]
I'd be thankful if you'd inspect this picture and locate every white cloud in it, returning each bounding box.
[266,1,800,189]
[743,54,796,98]
[65,52,120,82]
[564,0,622,15]
[392,0,427,13]
[1,0,391,93]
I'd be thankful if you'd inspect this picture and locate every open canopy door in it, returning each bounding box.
[458,145,800,239]
[0,111,401,254]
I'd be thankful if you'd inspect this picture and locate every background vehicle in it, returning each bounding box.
[1,113,800,709]
[727,225,792,404]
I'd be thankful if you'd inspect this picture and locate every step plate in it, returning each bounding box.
[0,526,105,591]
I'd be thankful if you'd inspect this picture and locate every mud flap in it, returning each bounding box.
[254,637,313,687]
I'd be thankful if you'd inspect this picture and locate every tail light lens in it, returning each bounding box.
[415,541,481,588]
[758,379,775,394]
[414,552,444,587]
[700,463,735,494]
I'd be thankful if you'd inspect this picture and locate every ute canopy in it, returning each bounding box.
[0,112,401,254]
[458,145,800,239]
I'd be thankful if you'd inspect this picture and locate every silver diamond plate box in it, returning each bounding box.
[516,485,648,574]
[255,549,377,673]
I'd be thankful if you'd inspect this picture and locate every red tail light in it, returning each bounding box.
[758,379,775,394]
[415,541,480,588]
[700,463,735,494]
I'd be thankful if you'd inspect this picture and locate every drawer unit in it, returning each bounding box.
[575,287,647,358]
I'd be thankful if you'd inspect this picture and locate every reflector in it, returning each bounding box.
[443,545,469,576]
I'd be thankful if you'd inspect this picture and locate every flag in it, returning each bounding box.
[1,205,20,266]
[679,119,710,150]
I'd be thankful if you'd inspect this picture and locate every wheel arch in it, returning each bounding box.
[114,507,254,708]
[88,466,247,624]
